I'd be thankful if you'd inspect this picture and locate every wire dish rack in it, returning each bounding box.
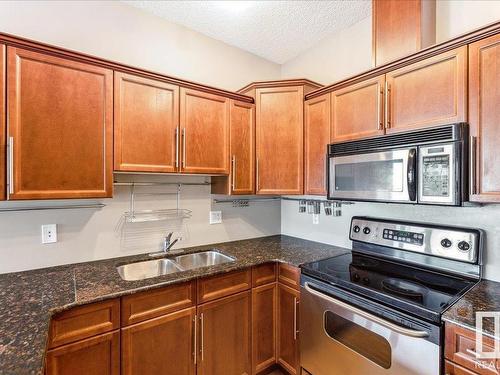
[121,208,192,224]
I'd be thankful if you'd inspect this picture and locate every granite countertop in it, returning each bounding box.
[443,279,500,340]
[0,235,348,375]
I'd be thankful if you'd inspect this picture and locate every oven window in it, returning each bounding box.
[334,159,404,192]
[324,310,392,369]
[422,155,450,197]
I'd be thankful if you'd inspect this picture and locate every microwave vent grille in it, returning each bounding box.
[329,124,461,155]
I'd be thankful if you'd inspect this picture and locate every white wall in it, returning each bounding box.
[0,0,280,91]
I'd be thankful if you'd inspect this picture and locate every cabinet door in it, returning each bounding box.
[277,284,300,375]
[46,331,119,375]
[0,44,4,200]
[331,75,385,142]
[180,88,229,174]
[256,86,304,195]
[7,47,113,199]
[469,34,500,203]
[122,307,196,375]
[114,72,179,173]
[230,100,255,194]
[252,283,277,374]
[386,46,467,133]
[198,291,251,375]
[304,94,330,195]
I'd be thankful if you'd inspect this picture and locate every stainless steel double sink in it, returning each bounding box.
[117,250,235,281]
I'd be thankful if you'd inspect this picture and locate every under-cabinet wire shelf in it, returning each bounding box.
[122,208,192,223]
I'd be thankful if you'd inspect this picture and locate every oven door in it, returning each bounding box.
[328,148,417,203]
[300,279,440,375]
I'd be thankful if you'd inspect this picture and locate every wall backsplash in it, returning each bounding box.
[282,198,500,282]
[0,175,280,274]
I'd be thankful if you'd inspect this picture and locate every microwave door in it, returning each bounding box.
[329,148,416,203]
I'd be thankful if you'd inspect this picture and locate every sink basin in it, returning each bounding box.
[117,258,183,281]
[117,250,236,281]
[173,251,235,270]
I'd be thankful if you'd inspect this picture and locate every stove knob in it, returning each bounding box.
[352,273,360,282]
[362,277,370,285]
[363,227,371,235]
[458,241,471,251]
[353,225,361,233]
[441,238,452,248]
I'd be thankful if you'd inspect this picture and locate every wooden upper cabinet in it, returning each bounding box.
[180,88,230,174]
[114,72,179,173]
[211,100,255,195]
[197,291,251,375]
[7,47,113,199]
[373,0,436,66]
[331,75,385,142]
[0,44,5,201]
[469,33,500,203]
[385,46,467,133]
[255,86,304,195]
[304,94,330,195]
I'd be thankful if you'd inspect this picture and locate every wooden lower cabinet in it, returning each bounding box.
[45,331,120,375]
[121,307,196,375]
[252,283,277,374]
[277,283,300,375]
[197,291,252,375]
[0,44,5,201]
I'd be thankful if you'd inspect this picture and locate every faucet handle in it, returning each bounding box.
[165,232,173,242]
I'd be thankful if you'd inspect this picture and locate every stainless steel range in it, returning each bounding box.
[300,217,483,375]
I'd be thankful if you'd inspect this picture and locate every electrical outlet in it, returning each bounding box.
[312,214,320,225]
[209,211,222,224]
[42,224,57,244]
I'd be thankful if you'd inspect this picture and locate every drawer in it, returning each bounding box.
[49,299,120,348]
[278,263,300,290]
[445,323,500,375]
[445,360,479,375]
[197,269,251,304]
[121,281,196,326]
[252,263,277,287]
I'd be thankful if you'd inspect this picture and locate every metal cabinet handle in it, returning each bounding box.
[470,136,477,195]
[293,297,299,341]
[304,282,429,338]
[8,137,14,195]
[175,128,179,169]
[377,86,383,130]
[256,157,259,192]
[384,81,391,129]
[200,313,204,362]
[182,128,186,168]
[193,314,197,365]
[231,155,236,190]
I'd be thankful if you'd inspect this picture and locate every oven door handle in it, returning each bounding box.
[304,282,429,338]
[407,148,417,202]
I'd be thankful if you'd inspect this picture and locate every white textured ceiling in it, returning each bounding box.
[123,1,371,64]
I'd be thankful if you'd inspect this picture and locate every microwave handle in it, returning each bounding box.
[407,149,417,202]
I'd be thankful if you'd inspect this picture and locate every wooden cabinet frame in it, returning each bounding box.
[0,44,4,201]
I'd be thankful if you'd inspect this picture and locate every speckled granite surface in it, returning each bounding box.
[443,280,500,339]
[0,235,348,375]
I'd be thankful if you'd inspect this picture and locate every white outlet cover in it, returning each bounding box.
[209,211,222,224]
[42,224,57,244]
[312,214,320,225]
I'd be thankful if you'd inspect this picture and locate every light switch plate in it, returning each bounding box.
[209,211,222,224]
[42,224,57,244]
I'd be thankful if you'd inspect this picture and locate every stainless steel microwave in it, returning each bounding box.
[327,124,468,206]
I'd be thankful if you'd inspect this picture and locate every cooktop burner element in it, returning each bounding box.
[381,278,429,303]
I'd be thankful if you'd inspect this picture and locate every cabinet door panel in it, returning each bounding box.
[252,283,277,374]
[256,86,304,195]
[121,307,196,375]
[231,100,255,194]
[180,88,229,174]
[0,44,4,200]
[198,291,251,375]
[7,47,113,199]
[114,72,179,172]
[46,331,119,375]
[277,284,300,375]
[331,75,385,142]
[304,94,330,195]
[386,46,467,133]
[469,34,500,203]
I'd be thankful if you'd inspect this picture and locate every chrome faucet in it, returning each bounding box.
[149,232,179,257]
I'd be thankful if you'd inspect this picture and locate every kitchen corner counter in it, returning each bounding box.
[443,279,500,340]
[0,235,348,375]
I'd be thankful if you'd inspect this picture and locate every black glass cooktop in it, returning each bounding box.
[301,252,476,323]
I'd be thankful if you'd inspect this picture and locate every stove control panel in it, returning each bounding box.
[350,217,481,264]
